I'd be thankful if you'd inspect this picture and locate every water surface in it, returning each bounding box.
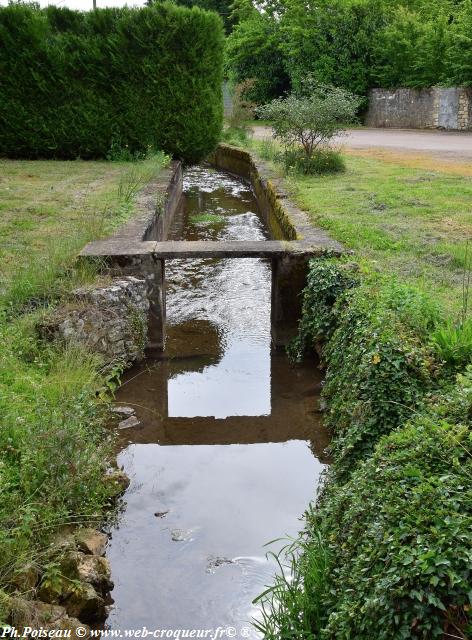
[106,166,328,634]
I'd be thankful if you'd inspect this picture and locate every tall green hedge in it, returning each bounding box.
[0,2,224,163]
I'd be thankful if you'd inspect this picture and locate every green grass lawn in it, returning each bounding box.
[251,140,472,316]
[0,155,167,307]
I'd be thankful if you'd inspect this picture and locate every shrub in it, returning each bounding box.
[290,260,441,475]
[260,412,471,640]
[282,147,345,176]
[288,259,360,362]
[0,3,224,163]
[259,262,470,639]
[316,415,472,639]
[256,81,359,175]
[324,283,438,473]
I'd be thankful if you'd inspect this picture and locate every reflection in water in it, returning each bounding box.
[106,167,329,635]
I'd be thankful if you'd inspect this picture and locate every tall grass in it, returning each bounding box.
[0,328,112,588]
[1,152,168,313]
[431,318,472,368]
[253,520,329,639]
[431,241,472,368]
[0,152,168,619]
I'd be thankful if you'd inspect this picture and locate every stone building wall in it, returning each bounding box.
[40,277,149,367]
[366,87,472,130]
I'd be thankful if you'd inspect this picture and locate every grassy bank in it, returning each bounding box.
[0,153,167,621]
[241,143,472,637]
[251,139,472,316]
[257,260,472,639]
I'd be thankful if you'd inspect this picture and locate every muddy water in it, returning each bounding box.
[106,166,329,635]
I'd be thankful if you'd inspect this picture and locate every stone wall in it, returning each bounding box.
[79,161,183,357]
[366,87,472,130]
[40,277,149,367]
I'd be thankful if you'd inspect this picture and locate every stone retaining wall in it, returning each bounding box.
[366,87,472,130]
[44,162,183,364]
[40,277,149,367]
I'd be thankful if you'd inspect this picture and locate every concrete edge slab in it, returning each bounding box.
[208,143,344,250]
[80,240,157,257]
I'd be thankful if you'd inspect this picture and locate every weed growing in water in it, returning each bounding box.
[253,524,329,639]
[190,213,225,225]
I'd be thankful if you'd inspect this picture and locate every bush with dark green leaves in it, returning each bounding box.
[315,409,472,639]
[257,386,472,639]
[0,2,224,163]
[291,259,441,476]
[258,259,471,639]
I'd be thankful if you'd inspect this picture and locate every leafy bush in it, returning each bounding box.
[0,3,224,163]
[291,260,441,475]
[261,410,471,639]
[316,415,472,639]
[253,137,346,176]
[257,82,359,160]
[256,82,358,175]
[288,260,360,361]
[259,260,471,639]
[282,147,345,176]
[325,285,438,472]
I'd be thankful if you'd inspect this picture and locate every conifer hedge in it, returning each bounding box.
[0,2,224,163]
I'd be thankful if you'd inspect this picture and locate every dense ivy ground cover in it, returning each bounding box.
[261,259,472,639]
[0,2,223,162]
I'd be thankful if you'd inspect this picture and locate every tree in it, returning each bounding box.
[279,0,387,97]
[448,0,472,85]
[371,5,452,88]
[225,0,290,103]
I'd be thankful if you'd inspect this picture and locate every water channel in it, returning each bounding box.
[105,166,329,635]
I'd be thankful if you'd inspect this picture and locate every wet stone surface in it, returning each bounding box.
[105,166,329,635]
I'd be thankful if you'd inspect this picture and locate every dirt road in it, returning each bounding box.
[251,125,472,163]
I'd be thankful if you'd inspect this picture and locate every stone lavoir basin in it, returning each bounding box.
[104,166,330,635]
